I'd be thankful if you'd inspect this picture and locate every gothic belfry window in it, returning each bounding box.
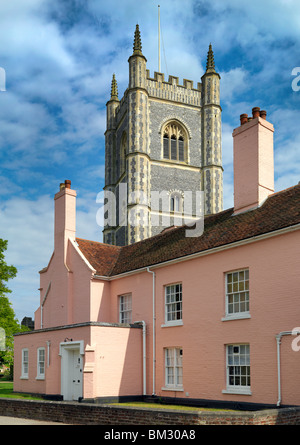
[163,122,187,162]
[170,192,183,213]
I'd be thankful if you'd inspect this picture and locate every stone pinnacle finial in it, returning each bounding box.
[110,73,118,100]
[133,24,142,55]
[206,43,216,73]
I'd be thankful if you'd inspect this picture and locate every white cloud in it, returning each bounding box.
[220,68,248,102]
[0,195,53,321]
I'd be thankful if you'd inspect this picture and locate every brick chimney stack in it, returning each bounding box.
[54,180,76,263]
[233,107,274,214]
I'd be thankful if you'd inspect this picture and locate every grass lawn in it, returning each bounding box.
[0,381,43,400]
[0,383,236,411]
[111,402,234,412]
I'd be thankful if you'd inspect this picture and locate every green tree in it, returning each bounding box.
[0,239,23,378]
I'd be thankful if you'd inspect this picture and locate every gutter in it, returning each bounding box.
[275,330,300,406]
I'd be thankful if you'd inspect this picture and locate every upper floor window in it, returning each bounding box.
[163,122,187,162]
[225,269,249,318]
[119,294,132,324]
[164,283,182,326]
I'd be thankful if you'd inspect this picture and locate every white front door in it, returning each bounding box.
[60,341,84,401]
[71,350,83,401]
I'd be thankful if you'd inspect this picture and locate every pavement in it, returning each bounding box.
[0,415,68,425]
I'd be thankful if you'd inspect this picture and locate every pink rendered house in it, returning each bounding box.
[14,110,300,409]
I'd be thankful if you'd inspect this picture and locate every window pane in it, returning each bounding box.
[170,197,175,212]
[178,139,184,161]
[174,196,180,212]
[163,136,169,159]
[171,137,177,160]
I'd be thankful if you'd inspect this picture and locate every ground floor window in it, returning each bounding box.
[21,348,28,379]
[226,344,250,392]
[164,347,183,389]
[37,347,45,379]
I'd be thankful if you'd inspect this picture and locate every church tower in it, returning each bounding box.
[103,25,223,246]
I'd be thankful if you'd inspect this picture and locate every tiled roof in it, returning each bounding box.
[75,239,122,276]
[76,184,300,277]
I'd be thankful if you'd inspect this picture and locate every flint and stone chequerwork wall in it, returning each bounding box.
[103,28,223,245]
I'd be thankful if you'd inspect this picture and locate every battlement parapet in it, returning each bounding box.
[146,70,202,106]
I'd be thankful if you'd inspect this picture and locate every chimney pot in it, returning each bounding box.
[252,107,261,118]
[60,183,65,191]
[260,110,267,120]
[240,113,248,125]
[65,180,71,189]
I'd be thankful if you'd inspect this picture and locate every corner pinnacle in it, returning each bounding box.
[110,73,119,100]
[206,43,216,73]
[133,24,142,55]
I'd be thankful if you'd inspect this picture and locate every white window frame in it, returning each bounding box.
[162,347,183,391]
[223,269,250,321]
[21,348,29,379]
[36,347,45,380]
[163,283,183,327]
[119,294,132,324]
[222,344,251,395]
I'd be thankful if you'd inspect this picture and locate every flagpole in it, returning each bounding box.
[158,5,161,72]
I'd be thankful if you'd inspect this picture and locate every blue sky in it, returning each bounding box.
[0,0,300,323]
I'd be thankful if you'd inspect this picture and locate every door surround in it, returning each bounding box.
[59,340,84,401]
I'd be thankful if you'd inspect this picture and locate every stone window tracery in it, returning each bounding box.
[163,122,187,162]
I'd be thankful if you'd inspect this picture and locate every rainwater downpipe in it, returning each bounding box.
[134,321,146,396]
[147,267,156,396]
[275,330,300,407]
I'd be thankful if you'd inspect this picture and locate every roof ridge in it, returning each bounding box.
[76,237,122,249]
[268,182,300,198]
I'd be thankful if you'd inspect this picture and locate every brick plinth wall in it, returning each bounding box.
[0,398,300,425]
